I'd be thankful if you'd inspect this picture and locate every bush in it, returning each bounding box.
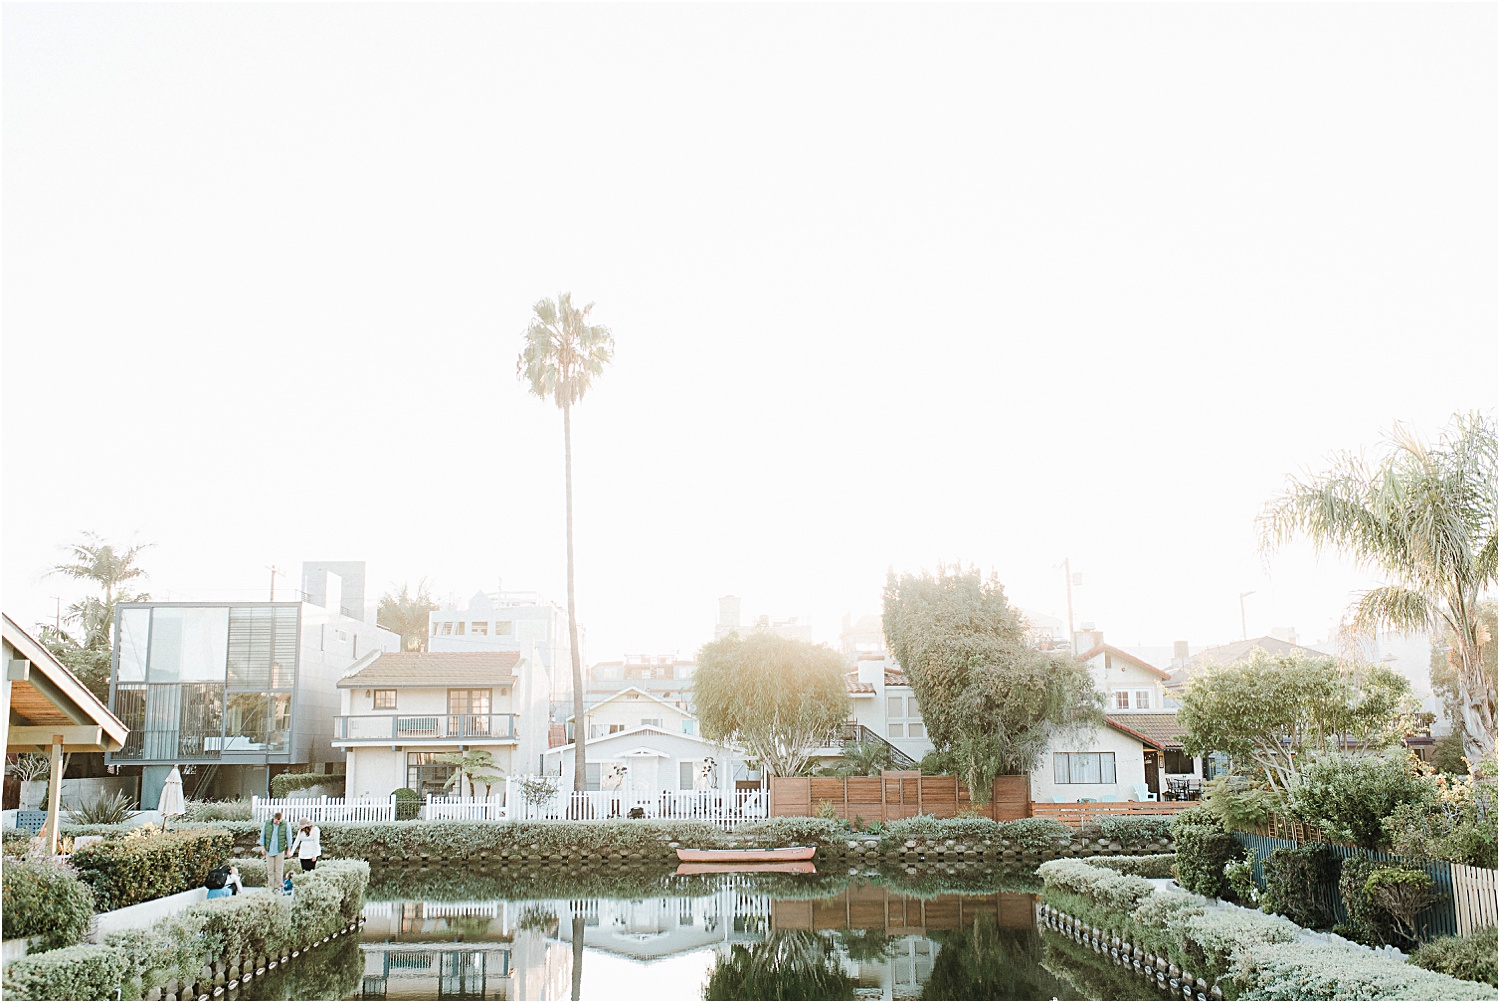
[1383,794,1498,868]
[269,772,345,799]
[1077,814,1175,845]
[289,859,369,943]
[71,826,233,910]
[1362,865,1438,946]
[182,799,252,823]
[1,856,96,950]
[186,889,292,963]
[103,913,205,1000]
[65,789,140,825]
[1231,939,1496,1000]
[1336,856,1397,946]
[1171,809,1240,898]
[1,943,128,1002]
[312,818,734,860]
[1223,849,1258,906]
[228,856,267,887]
[735,817,847,846]
[1260,844,1336,929]
[877,814,1071,852]
[1202,775,1276,831]
[392,787,421,821]
[1038,858,1157,913]
[1087,853,1177,878]
[1282,752,1432,849]
[1408,925,1498,987]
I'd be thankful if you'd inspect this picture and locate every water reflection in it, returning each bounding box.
[326,870,1169,1001]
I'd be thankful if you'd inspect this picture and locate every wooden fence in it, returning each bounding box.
[1452,862,1499,936]
[769,773,1030,824]
[1031,800,1199,828]
[770,883,1035,934]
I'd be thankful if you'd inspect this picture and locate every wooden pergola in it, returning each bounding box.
[3,613,129,853]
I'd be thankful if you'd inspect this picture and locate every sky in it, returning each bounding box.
[3,4,1496,665]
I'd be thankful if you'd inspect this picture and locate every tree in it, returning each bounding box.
[377,580,439,652]
[1178,649,1415,792]
[882,566,1101,800]
[704,931,856,1001]
[435,749,505,797]
[694,632,850,778]
[517,292,614,797]
[42,533,151,701]
[1430,600,1497,757]
[1258,412,1498,761]
[823,739,897,777]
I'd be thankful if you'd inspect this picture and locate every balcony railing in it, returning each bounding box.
[334,712,518,742]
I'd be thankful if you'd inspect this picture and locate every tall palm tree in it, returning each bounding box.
[517,293,614,798]
[377,579,439,652]
[1258,412,1498,761]
[49,533,151,650]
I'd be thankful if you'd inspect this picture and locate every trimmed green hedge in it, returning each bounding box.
[269,772,346,799]
[70,826,233,911]
[1232,939,1496,1000]
[878,815,1073,853]
[313,818,734,859]
[1171,808,1240,898]
[1086,853,1177,878]
[1,857,96,950]
[1,944,127,1002]
[1408,925,1499,987]
[1261,844,1337,929]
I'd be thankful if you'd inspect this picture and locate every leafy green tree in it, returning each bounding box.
[881,566,1101,800]
[1281,750,1433,848]
[517,292,614,796]
[695,632,850,778]
[1178,649,1415,792]
[377,579,439,652]
[41,533,151,701]
[1258,412,1498,761]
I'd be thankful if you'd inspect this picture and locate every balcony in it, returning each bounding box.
[334,713,518,743]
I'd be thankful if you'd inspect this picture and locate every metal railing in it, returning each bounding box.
[334,713,518,741]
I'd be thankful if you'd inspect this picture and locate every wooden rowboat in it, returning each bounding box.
[676,861,816,875]
[675,846,816,863]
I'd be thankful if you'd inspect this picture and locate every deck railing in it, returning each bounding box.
[333,712,519,742]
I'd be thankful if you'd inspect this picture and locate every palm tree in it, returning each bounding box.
[1258,412,1498,762]
[377,579,439,652]
[50,532,152,649]
[517,293,615,798]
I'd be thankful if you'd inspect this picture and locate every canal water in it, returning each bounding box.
[221,864,1174,1000]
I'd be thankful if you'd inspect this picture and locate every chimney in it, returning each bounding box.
[1172,640,1189,667]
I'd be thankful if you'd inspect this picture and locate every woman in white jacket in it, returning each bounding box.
[290,818,322,871]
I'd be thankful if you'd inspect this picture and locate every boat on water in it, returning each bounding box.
[675,846,816,863]
[676,861,816,875]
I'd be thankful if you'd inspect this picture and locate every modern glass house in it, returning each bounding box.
[106,586,398,803]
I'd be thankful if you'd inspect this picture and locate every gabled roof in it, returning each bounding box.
[1078,644,1171,680]
[3,613,128,752]
[1186,636,1325,668]
[542,723,733,757]
[567,686,695,722]
[1103,716,1165,751]
[1105,711,1186,750]
[337,650,520,688]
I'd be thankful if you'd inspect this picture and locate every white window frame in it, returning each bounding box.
[1052,751,1117,785]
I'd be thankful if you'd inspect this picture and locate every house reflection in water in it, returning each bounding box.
[349,881,1035,1001]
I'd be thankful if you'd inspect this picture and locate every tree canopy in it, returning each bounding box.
[1178,649,1415,792]
[881,566,1101,799]
[1258,412,1497,760]
[377,580,439,652]
[42,532,151,700]
[694,632,850,778]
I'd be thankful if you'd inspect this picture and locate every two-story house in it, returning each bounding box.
[335,651,550,798]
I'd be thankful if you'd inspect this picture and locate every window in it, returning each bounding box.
[889,723,905,737]
[1133,689,1152,710]
[408,752,455,795]
[448,689,491,736]
[454,622,465,636]
[1165,749,1195,774]
[373,689,397,710]
[1114,690,1131,710]
[495,621,514,636]
[117,608,150,682]
[608,724,626,734]
[439,622,453,635]
[680,761,696,789]
[585,763,601,791]
[908,721,925,739]
[681,719,694,735]
[641,718,662,728]
[471,622,489,636]
[1053,752,1117,784]
[887,697,903,719]
[886,692,925,741]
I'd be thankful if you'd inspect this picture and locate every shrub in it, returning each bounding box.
[1224,849,1259,906]
[877,814,1070,852]
[228,856,267,887]
[1176,907,1298,976]
[182,799,252,823]
[995,816,1072,850]
[1171,810,1240,898]
[1038,858,1157,914]
[1,943,128,1002]
[1,856,96,950]
[70,826,233,910]
[1363,865,1438,946]
[1078,814,1175,846]
[269,772,345,799]
[104,912,205,1000]
[1383,796,1498,868]
[1087,853,1177,878]
[1408,925,1498,987]
[1282,752,1432,849]
[289,859,369,943]
[314,818,733,860]
[65,789,140,825]
[735,817,847,846]
[1202,775,1276,831]
[186,888,292,963]
[1231,939,1496,1000]
[392,787,421,821]
[1336,856,1397,946]
[1260,844,1336,928]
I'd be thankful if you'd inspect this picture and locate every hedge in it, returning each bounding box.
[1085,853,1177,879]
[1171,807,1240,898]
[878,815,1074,853]
[1231,939,1496,1000]
[269,772,346,799]
[3,859,370,1001]
[1407,925,1499,987]
[70,826,233,911]
[0,857,96,950]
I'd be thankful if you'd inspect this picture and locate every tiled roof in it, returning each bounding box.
[1077,644,1171,680]
[1103,716,1166,750]
[1106,712,1186,749]
[885,667,909,687]
[1187,636,1324,668]
[337,651,520,688]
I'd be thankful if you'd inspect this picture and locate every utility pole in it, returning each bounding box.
[267,565,284,601]
[1239,591,1256,641]
[1063,558,1076,655]
[50,597,62,632]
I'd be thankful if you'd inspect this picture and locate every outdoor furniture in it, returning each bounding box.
[1100,794,1119,802]
[1132,783,1158,802]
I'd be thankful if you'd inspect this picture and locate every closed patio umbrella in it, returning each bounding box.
[158,767,186,828]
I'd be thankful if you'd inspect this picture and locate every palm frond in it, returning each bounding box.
[1350,586,1436,636]
[515,292,614,409]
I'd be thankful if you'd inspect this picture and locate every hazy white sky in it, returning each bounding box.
[3,4,1496,664]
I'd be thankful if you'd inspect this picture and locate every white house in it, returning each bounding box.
[568,686,699,741]
[335,650,552,798]
[541,725,750,796]
[843,655,933,765]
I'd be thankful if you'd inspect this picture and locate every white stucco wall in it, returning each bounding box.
[541,728,745,792]
[1029,723,1150,803]
[581,691,694,738]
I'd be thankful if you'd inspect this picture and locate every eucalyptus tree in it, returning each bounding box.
[517,293,615,796]
[1258,412,1498,761]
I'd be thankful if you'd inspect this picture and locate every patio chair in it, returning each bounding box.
[1100,794,1120,802]
[1131,783,1158,802]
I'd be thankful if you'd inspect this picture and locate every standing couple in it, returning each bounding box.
[256,811,321,891]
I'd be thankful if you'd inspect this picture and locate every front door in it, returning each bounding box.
[1143,750,1160,796]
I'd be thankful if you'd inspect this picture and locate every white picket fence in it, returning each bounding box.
[251,794,397,823]
[505,782,767,828]
[422,794,507,821]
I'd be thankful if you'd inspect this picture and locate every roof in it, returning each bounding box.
[1105,712,1186,749]
[1103,716,1166,751]
[3,613,129,753]
[1077,644,1171,680]
[1187,636,1324,668]
[542,723,737,757]
[566,686,695,722]
[337,650,520,688]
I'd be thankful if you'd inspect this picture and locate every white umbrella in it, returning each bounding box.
[158,766,186,828]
